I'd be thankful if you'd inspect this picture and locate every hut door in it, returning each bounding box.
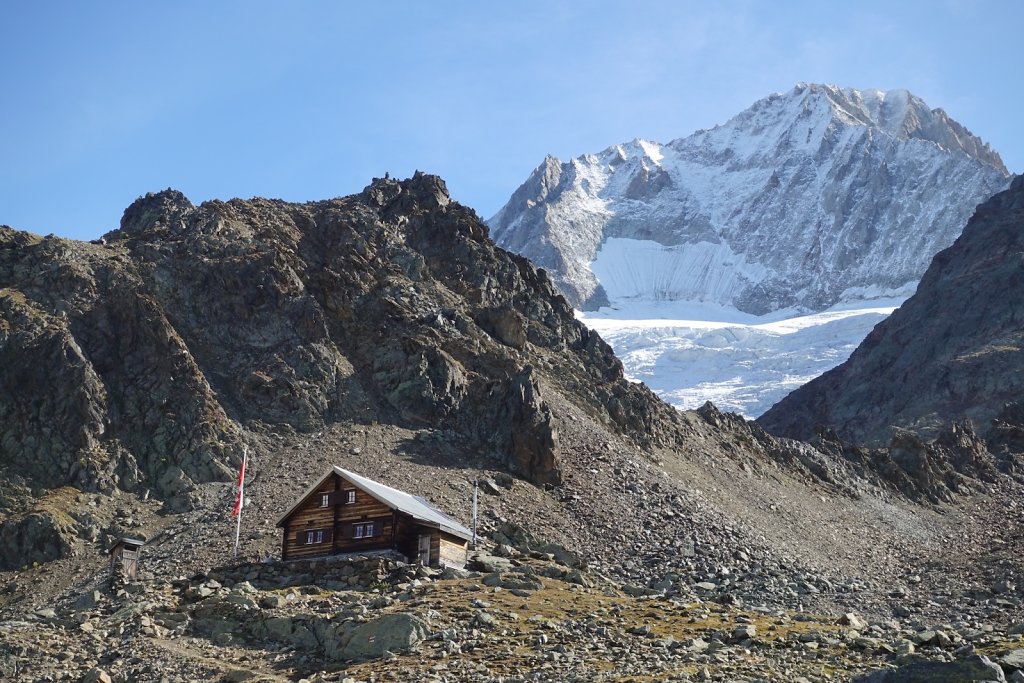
[417,534,431,565]
[121,549,139,580]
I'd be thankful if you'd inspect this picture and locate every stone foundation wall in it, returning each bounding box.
[207,552,409,591]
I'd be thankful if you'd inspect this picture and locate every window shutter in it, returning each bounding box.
[323,529,334,545]
[295,530,305,544]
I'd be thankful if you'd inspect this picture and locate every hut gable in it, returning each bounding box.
[276,466,471,567]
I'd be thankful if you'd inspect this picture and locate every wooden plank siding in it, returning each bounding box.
[430,533,441,566]
[439,534,468,568]
[282,475,339,561]
[283,473,395,561]
[280,471,468,568]
[393,515,423,562]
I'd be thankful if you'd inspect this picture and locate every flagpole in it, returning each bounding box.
[233,446,247,559]
[472,478,478,550]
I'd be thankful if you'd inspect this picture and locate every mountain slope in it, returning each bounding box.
[490,83,1009,314]
[0,174,694,509]
[3,176,1024,683]
[0,173,987,581]
[759,176,1024,446]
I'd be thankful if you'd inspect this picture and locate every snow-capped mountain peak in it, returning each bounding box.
[490,84,1009,313]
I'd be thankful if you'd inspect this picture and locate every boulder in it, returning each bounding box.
[839,613,867,630]
[496,367,562,487]
[853,654,1006,682]
[1002,650,1024,672]
[83,668,113,683]
[338,613,431,661]
[0,509,78,570]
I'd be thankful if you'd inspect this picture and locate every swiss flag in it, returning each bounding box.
[231,448,247,517]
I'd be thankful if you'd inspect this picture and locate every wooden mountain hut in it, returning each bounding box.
[276,466,472,568]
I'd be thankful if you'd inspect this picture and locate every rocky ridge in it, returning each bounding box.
[760,175,1024,449]
[489,84,1009,313]
[0,173,694,565]
[0,171,907,591]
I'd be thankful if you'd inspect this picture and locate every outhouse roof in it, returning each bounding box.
[108,537,145,553]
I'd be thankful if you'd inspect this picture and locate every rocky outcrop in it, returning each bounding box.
[694,402,857,493]
[760,176,1024,447]
[0,231,238,500]
[495,367,561,487]
[0,173,696,519]
[0,509,78,570]
[802,422,1007,503]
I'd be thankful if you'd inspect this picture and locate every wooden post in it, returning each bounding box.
[472,479,478,550]
[233,447,248,560]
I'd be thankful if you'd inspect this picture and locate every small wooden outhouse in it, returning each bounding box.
[276,466,471,567]
[109,537,145,580]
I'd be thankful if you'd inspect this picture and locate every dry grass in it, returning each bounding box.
[338,575,852,682]
[31,486,81,530]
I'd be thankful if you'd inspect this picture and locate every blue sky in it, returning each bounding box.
[2,1,1020,240]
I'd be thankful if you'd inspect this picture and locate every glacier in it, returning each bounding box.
[491,83,1010,416]
[578,298,902,417]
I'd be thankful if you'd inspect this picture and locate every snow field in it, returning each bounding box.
[578,300,901,418]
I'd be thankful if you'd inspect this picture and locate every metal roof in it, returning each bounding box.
[108,537,145,553]
[275,466,473,541]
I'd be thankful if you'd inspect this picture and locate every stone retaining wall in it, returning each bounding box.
[207,551,409,591]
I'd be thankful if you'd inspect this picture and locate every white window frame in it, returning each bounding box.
[306,530,325,544]
[354,524,364,539]
[305,531,315,545]
[364,522,374,538]
[345,490,356,504]
[353,522,375,539]
[315,530,324,544]
[320,493,330,507]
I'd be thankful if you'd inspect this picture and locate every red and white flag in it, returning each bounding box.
[231,448,248,517]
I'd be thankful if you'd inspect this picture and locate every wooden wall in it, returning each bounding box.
[280,471,469,567]
[439,534,468,569]
[283,472,394,560]
[282,475,339,561]
[393,515,422,562]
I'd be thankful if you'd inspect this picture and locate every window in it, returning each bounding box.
[353,522,375,539]
[305,530,325,544]
[345,490,356,504]
[320,494,330,507]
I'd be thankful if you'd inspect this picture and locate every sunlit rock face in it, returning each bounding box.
[760,176,1024,447]
[490,84,1009,315]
